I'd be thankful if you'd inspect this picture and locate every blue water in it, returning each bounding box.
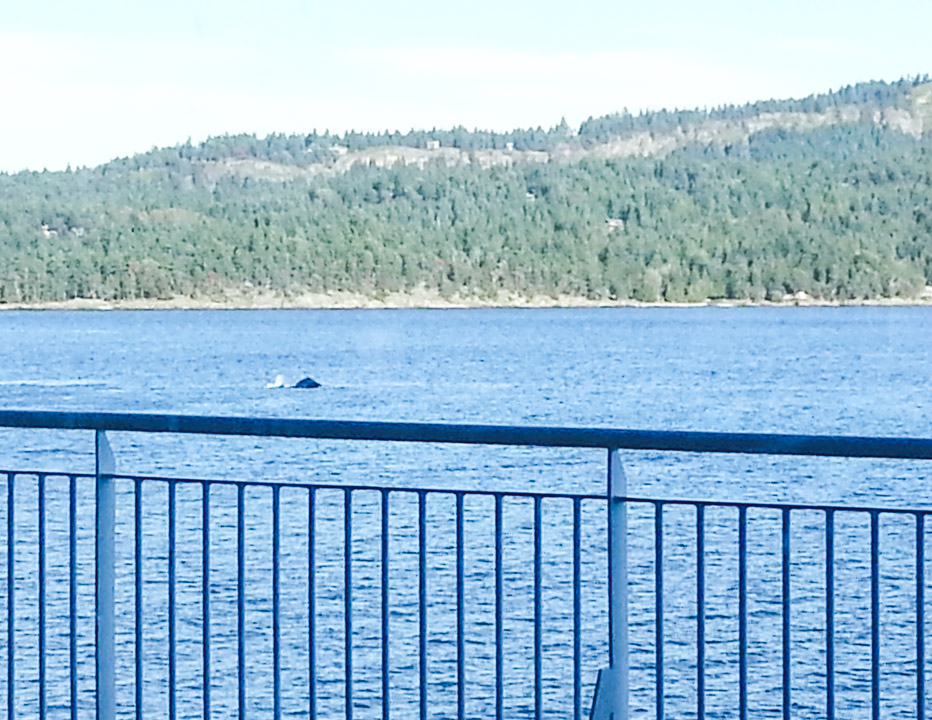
[0,308,931,719]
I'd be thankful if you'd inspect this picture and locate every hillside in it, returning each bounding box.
[1,77,931,305]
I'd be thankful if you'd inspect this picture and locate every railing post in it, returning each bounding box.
[96,430,116,720]
[590,449,628,720]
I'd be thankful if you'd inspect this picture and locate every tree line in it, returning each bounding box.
[0,80,930,304]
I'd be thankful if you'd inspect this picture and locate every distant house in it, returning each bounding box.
[426,140,440,150]
[505,141,515,151]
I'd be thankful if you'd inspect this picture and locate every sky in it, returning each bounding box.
[1,0,931,172]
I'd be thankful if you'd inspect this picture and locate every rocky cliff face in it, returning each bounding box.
[197,84,932,181]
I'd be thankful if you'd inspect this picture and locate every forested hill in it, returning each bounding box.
[2,77,932,304]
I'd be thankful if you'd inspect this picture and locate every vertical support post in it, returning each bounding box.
[609,450,629,720]
[607,451,628,667]
[95,430,116,720]
[589,449,628,720]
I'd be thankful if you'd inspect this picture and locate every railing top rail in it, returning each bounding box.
[1,410,932,459]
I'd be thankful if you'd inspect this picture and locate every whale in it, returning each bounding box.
[267,374,321,389]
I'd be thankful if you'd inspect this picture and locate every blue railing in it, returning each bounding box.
[0,411,931,720]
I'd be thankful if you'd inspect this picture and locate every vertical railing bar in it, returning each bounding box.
[6,474,11,720]
[826,509,835,720]
[71,475,78,720]
[738,506,747,720]
[345,488,353,720]
[534,496,542,720]
[38,474,46,720]
[871,511,880,720]
[134,478,143,720]
[309,488,316,720]
[5,473,11,720]
[237,484,245,720]
[272,485,281,720]
[918,512,925,720]
[202,482,210,720]
[655,502,664,720]
[168,480,176,720]
[782,508,791,720]
[697,503,705,720]
[381,489,390,720]
[573,498,581,720]
[456,492,465,720]
[418,491,427,720]
[494,494,503,720]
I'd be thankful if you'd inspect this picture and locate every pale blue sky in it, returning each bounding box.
[1,0,930,171]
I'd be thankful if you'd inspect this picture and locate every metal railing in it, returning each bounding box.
[1,411,931,720]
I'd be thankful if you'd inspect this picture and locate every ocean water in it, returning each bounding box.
[0,307,931,719]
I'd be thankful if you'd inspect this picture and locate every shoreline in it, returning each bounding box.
[3,288,932,310]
